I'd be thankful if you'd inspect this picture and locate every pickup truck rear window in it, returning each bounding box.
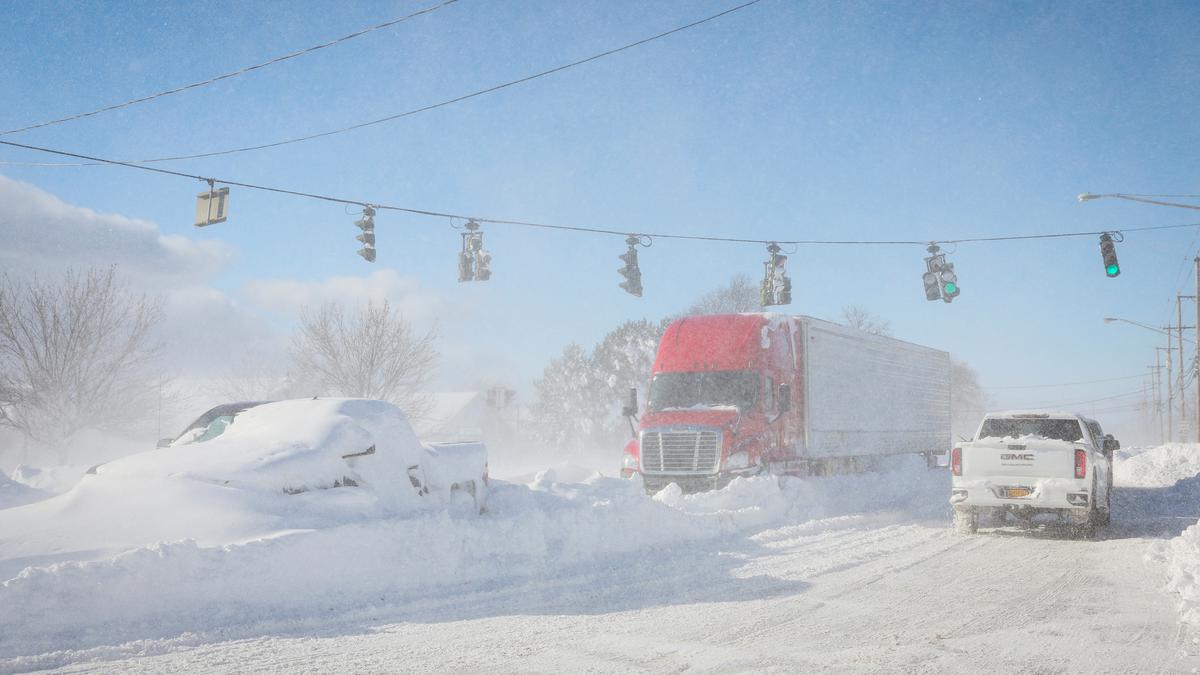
[978,418,1084,442]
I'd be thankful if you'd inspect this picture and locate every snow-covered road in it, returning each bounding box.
[17,470,1200,674]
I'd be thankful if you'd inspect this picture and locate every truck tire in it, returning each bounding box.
[1096,483,1112,527]
[953,507,978,535]
[1075,477,1100,539]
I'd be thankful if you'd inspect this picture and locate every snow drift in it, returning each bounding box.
[0,456,947,662]
[0,474,48,511]
[1114,444,1200,488]
[1127,445,1200,631]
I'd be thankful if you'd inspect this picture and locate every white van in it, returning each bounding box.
[950,411,1117,537]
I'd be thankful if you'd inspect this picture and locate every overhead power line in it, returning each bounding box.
[1027,388,1149,409]
[3,137,1200,250]
[0,0,460,136]
[983,374,1147,390]
[0,0,766,166]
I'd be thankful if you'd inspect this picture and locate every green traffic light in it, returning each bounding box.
[1106,264,1120,277]
[944,282,958,294]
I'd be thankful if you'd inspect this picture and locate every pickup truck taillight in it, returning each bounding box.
[1074,448,1087,479]
[951,447,962,476]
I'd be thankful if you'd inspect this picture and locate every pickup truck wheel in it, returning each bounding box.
[1075,479,1099,539]
[1096,485,1112,527]
[953,507,978,534]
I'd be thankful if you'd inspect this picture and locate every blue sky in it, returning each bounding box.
[1,0,1198,441]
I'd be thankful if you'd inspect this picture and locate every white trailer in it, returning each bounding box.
[796,317,951,462]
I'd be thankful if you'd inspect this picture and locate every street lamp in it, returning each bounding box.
[1102,317,1195,342]
[1079,193,1200,211]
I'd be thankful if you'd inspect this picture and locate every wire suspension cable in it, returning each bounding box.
[983,374,1148,390]
[0,0,460,136]
[1027,388,1150,409]
[0,0,765,165]
[4,137,1200,247]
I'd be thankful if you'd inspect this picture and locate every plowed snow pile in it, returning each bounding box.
[1115,444,1200,487]
[0,456,946,661]
[1128,444,1200,629]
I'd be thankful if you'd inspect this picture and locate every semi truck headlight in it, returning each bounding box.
[622,453,639,470]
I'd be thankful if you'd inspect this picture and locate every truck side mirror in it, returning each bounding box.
[1103,436,1120,452]
[156,438,174,449]
[621,387,638,419]
[778,383,791,413]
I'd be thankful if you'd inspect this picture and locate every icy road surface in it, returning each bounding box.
[6,451,1200,673]
[42,518,1200,674]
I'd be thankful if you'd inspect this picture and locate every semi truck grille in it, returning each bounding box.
[640,428,721,474]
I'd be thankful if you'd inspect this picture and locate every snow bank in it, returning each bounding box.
[1135,445,1200,630]
[0,456,946,660]
[1114,444,1200,488]
[8,463,90,495]
[1156,519,1200,630]
[0,474,49,510]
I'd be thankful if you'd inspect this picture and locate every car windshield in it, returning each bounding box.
[174,402,268,445]
[648,371,759,412]
[978,418,1085,442]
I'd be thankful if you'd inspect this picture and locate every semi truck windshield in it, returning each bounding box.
[648,371,759,412]
[977,418,1084,442]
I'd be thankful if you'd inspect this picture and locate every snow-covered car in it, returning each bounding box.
[0,397,489,582]
[112,398,487,510]
[950,411,1116,537]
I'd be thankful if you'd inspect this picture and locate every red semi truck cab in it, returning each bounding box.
[621,314,803,493]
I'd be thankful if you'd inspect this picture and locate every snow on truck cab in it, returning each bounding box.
[950,411,1118,537]
[621,313,952,493]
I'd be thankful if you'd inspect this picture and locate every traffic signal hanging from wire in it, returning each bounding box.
[761,243,792,306]
[1099,233,1120,277]
[617,235,643,297]
[922,243,959,303]
[355,206,376,263]
[458,220,491,282]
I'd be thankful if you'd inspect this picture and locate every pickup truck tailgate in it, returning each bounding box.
[962,439,1077,479]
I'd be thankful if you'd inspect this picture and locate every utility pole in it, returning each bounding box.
[1180,295,1197,441]
[1151,352,1165,444]
[1166,338,1174,443]
[1195,256,1199,442]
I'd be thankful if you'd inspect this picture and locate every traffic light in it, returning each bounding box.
[618,235,643,297]
[1099,233,1120,277]
[922,243,959,303]
[940,263,960,301]
[355,206,376,263]
[475,249,492,281]
[458,220,491,282]
[922,271,941,301]
[761,243,792,306]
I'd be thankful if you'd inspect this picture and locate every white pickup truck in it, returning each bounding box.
[950,411,1118,537]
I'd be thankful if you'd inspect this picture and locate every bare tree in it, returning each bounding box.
[0,268,162,454]
[686,274,762,315]
[840,305,892,336]
[290,301,437,422]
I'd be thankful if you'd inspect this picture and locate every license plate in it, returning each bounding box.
[1004,487,1032,498]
